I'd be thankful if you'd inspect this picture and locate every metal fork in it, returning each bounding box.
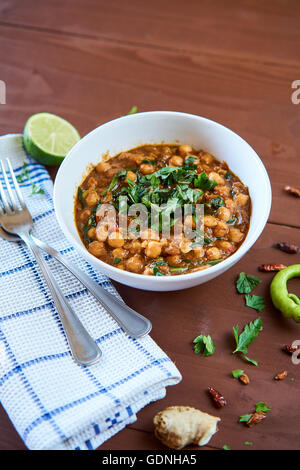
[0,227,152,338]
[0,158,102,366]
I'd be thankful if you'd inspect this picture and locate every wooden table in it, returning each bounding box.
[0,0,300,450]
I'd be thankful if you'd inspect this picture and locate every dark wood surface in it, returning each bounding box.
[0,0,300,450]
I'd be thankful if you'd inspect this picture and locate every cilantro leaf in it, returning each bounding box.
[239,414,252,423]
[222,445,231,450]
[244,442,253,446]
[193,334,215,357]
[194,172,218,191]
[211,196,225,209]
[232,369,244,379]
[112,257,122,265]
[245,295,266,312]
[242,355,258,366]
[236,272,261,294]
[128,106,137,114]
[233,318,263,365]
[255,402,271,413]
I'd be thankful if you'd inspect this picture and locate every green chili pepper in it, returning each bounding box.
[270,264,300,322]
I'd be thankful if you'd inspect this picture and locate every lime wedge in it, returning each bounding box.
[23,113,80,166]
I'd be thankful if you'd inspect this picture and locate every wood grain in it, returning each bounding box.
[0,18,299,226]
[0,0,300,450]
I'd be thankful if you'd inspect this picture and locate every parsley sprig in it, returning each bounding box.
[233,317,263,366]
[193,334,215,357]
[17,162,45,197]
[239,402,271,423]
[236,272,261,294]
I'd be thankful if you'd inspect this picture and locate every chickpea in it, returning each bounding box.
[204,215,218,227]
[229,227,244,243]
[169,156,183,167]
[85,190,100,207]
[217,240,234,253]
[88,241,106,257]
[95,221,108,241]
[180,238,193,254]
[163,243,180,256]
[214,185,231,198]
[235,193,249,206]
[128,240,142,254]
[214,221,229,237]
[112,248,128,259]
[193,246,205,259]
[201,153,214,165]
[217,206,231,222]
[184,214,196,230]
[125,255,144,273]
[79,208,91,222]
[225,198,236,213]
[209,171,225,186]
[96,161,110,173]
[126,170,137,182]
[108,231,125,248]
[179,144,193,156]
[166,255,182,266]
[206,247,221,260]
[145,241,162,258]
[140,163,155,175]
[86,176,98,189]
[87,227,96,240]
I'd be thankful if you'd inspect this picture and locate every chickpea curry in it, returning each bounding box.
[75,144,251,276]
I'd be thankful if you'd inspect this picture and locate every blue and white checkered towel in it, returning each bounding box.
[0,135,181,450]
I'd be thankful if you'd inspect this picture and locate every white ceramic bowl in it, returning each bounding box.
[54,111,271,291]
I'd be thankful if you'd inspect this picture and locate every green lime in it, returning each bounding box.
[23,112,80,166]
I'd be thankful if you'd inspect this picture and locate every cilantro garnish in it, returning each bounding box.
[211,196,225,210]
[232,369,244,379]
[225,172,233,180]
[17,162,45,197]
[255,402,271,413]
[128,106,137,114]
[239,402,271,423]
[223,445,231,450]
[194,171,218,191]
[236,272,261,294]
[239,414,252,423]
[244,442,253,446]
[233,317,263,366]
[245,295,266,312]
[193,334,215,357]
[112,257,122,265]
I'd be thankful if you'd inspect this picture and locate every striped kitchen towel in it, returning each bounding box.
[0,134,181,450]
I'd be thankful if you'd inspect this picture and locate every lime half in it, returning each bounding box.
[23,112,80,166]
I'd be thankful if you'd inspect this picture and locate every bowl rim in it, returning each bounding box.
[54,111,272,284]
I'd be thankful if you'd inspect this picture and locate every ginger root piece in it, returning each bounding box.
[153,406,220,450]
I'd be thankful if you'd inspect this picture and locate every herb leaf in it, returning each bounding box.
[239,414,252,423]
[112,257,122,265]
[244,441,253,446]
[17,162,44,197]
[236,272,261,294]
[233,318,263,365]
[194,171,218,191]
[255,402,271,413]
[245,295,266,312]
[128,106,137,114]
[193,334,215,357]
[222,445,231,450]
[232,369,244,379]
